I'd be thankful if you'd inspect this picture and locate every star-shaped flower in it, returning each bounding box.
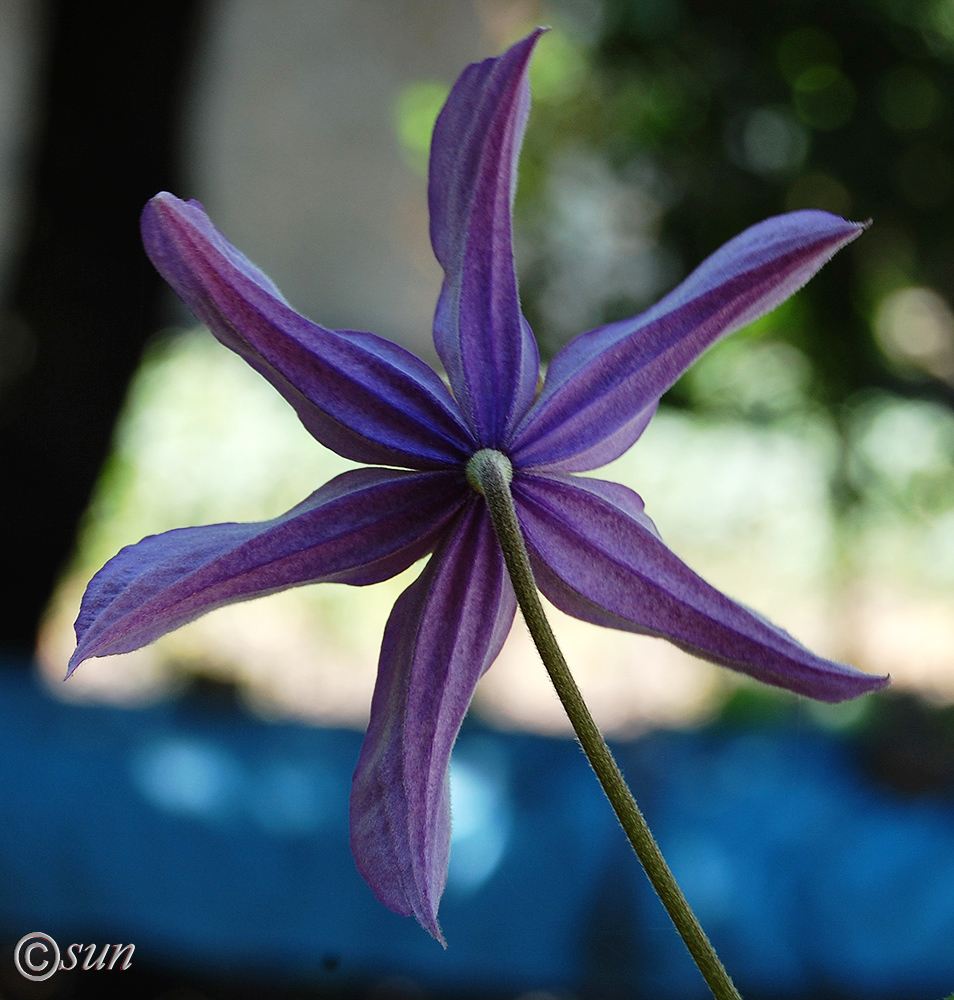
[69,29,888,941]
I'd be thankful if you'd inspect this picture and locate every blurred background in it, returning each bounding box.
[2,0,954,997]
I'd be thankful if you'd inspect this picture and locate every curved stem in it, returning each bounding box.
[467,449,742,1000]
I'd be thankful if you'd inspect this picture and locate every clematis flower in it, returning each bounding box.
[69,29,888,942]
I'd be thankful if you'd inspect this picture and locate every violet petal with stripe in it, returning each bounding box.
[350,504,515,941]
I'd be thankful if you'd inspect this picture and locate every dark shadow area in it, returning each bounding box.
[0,1,205,656]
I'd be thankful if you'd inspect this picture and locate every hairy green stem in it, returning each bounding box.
[467,448,742,1000]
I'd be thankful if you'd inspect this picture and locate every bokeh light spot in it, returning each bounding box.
[447,747,511,895]
[528,28,586,103]
[785,171,852,217]
[733,106,809,175]
[132,737,244,821]
[895,143,954,209]
[878,66,943,131]
[874,286,954,380]
[777,26,841,84]
[394,80,449,175]
[793,65,856,131]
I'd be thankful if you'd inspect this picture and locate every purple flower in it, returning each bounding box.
[69,30,888,941]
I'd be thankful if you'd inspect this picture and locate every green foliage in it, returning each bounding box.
[517,0,954,425]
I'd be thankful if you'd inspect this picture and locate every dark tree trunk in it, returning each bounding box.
[0,0,205,657]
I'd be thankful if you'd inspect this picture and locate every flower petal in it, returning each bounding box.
[350,503,516,942]
[142,193,474,469]
[514,472,889,702]
[68,468,467,675]
[428,30,544,446]
[511,212,865,471]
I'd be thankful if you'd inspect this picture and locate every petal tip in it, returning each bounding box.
[64,647,93,681]
[509,25,550,51]
[350,831,448,944]
[794,665,891,704]
[66,633,89,680]
[142,190,177,223]
[836,669,892,703]
[421,910,447,948]
[141,191,206,235]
